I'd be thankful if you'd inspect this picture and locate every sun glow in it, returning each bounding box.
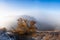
[0,2,18,28]
[0,2,23,28]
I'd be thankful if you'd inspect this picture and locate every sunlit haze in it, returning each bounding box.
[0,0,60,29]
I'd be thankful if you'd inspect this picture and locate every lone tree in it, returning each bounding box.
[11,16,38,38]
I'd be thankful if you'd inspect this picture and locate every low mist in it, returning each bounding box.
[5,15,60,31]
[0,14,60,31]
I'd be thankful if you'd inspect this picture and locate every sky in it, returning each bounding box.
[0,0,60,29]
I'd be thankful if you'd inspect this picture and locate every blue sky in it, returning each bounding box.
[0,0,60,28]
[0,0,60,16]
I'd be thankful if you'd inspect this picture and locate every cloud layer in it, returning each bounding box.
[0,1,60,30]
